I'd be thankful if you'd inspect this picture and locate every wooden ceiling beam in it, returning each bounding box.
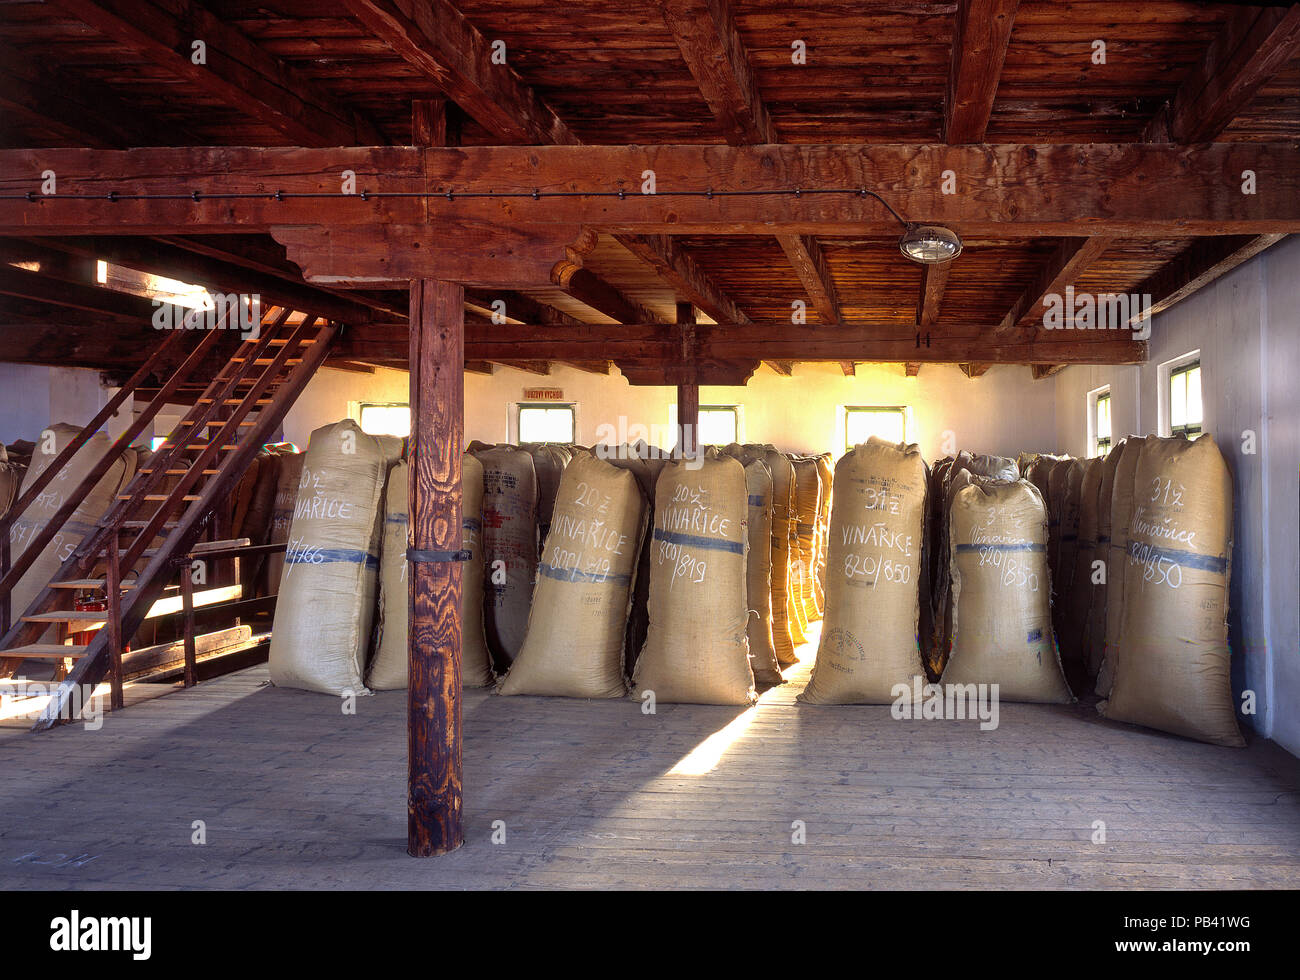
[550,263,660,325]
[959,363,991,378]
[944,0,1021,144]
[464,360,494,375]
[658,0,775,145]
[7,144,1297,240]
[46,0,383,146]
[1030,364,1066,381]
[464,289,587,327]
[493,360,551,375]
[1131,234,1287,324]
[765,360,794,376]
[905,363,922,377]
[776,235,842,326]
[561,360,612,375]
[1146,4,1300,144]
[991,236,1114,335]
[613,234,751,324]
[839,361,856,376]
[917,260,952,329]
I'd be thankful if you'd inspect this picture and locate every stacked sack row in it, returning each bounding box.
[267,427,836,708]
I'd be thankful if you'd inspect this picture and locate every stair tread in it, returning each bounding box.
[2,644,89,658]
[116,495,200,501]
[49,579,137,589]
[22,610,110,624]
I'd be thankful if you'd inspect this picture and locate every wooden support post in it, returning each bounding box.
[676,301,699,458]
[180,560,197,688]
[106,530,124,710]
[407,279,465,858]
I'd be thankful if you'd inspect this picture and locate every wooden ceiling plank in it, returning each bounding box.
[991,236,1114,335]
[1133,234,1286,323]
[1149,4,1300,144]
[944,0,1021,144]
[658,0,776,145]
[776,235,842,326]
[47,0,383,146]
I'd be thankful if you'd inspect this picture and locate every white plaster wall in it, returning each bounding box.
[1054,236,1300,755]
[0,364,133,445]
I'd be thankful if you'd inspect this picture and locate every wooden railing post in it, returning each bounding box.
[407,278,465,857]
[180,558,197,688]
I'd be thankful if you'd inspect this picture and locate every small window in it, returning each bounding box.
[846,406,907,450]
[1169,360,1203,439]
[359,402,411,438]
[518,404,575,443]
[1093,390,1112,457]
[698,405,739,446]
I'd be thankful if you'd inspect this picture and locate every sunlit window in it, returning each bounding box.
[845,406,906,451]
[1170,360,1202,439]
[1093,390,1112,457]
[698,406,739,446]
[359,403,411,438]
[519,404,575,443]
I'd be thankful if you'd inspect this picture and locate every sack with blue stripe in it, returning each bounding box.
[1100,435,1242,746]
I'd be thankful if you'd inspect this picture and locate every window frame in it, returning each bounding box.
[697,404,740,447]
[357,401,411,438]
[516,402,577,444]
[844,405,908,452]
[1168,359,1203,439]
[1089,386,1113,458]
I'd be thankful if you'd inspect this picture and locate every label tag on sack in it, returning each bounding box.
[407,548,472,563]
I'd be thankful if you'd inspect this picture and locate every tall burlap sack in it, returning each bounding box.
[265,451,305,595]
[0,457,24,520]
[954,450,1019,483]
[941,475,1073,703]
[522,443,572,548]
[473,445,539,672]
[792,457,823,623]
[763,448,799,664]
[1046,458,1073,589]
[1099,436,1242,747]
[1097,437,1144,696]
[1086,443,1124,678]
[1059,457,1103,688]
[742,457,781,685]
[367,456,494,690]
[800,439,927,704]
[630,457,755,705]
[500,453,646,698]
[922,457,953,675]
[8,423,134,620]
[269,420,393,696]
[604,446,655,677]
[813,453,833,609]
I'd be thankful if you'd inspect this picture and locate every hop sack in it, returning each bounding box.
[940,475,1073,703]
[1097,438,1144,696]
[742,457,781,685]
[631,457,755,705]
[1100,436,1243,747]
[800,438,926,704]
[500,453,645,698]
[473,445,539,672]
[269,420,395,696]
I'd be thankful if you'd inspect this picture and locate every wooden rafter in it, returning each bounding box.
[944,0,1021,144]
[839,362,856,376]
[613,234,751,325]
[991,237,1114,335]
[917,260,952,329]
[658,0,776,145]
[1146,4,1300,144]
[776,235,842,326]
[765,360,794,376]
[959,363,991,378]
[905,363,922,377]
[1130,235,1287,324]
[550,262,659,325]
[1030,364,1066,380]
[47,0,383,146]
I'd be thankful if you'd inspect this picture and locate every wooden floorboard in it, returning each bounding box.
[1,623,1297,890]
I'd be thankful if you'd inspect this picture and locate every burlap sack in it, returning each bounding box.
[1097,437,1144,696]
[473,445,539,672]
[269,420,394,696]
[941,475,1073,703]
[1100,436,1242,747]
[265,452,305,595]
[499,453,645,697]
[1059,457,1102,687]
[522,443,572,547]
[605,446,655,677]
[8,423,135,620]
[763,448,799,664]
[367,456,494,690]
[630,457,755,705]
[742,457,781,685]
[814,453,833,611]
[1046,457,1073,589]
[1086,443,1124,679]
[800,438,927,704]
[792,457,823,622]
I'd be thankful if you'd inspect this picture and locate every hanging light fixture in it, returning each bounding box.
[898,223,964,264]
[856,189,963,265]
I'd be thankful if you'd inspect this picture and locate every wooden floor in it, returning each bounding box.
[2,624,1298,890]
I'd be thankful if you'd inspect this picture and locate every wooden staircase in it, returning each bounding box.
[0,306,336,730]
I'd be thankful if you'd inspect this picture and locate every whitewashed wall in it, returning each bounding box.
[1054,235,1300,755]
